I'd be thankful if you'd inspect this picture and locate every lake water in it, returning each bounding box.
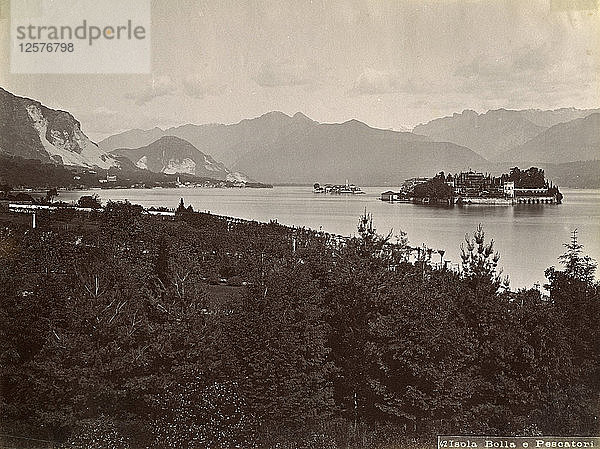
[58,187,600,289]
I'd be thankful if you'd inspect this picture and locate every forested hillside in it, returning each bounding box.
[0,205,597,448]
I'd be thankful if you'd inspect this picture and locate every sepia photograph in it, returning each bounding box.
[0,0,599,447]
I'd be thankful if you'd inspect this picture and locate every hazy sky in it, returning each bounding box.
[1,0,599,140]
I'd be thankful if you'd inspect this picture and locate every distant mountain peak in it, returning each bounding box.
[459,109,479,117]
[341,118,370,128]
[154,135,191,145]
[258,111,290,120]
[110,136,236,180]
[293,111,312,121]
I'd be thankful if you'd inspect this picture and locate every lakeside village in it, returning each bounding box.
[380,167,563,205]
[94,173,271,190]
[0,165,272,200]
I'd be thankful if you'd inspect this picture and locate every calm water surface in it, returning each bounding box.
[59,186,600,289]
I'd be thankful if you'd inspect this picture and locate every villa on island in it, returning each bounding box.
[382,167,563,205]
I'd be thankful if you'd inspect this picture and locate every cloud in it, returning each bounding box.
[251,61,318,87]
[75,107,179,141]
[348,68,401,95]
[124,76,177,105]
[452,43,586,85]
[125,75,228,105]
[91,106,118,117]
[452,42,599,107]
[181,76,227,99]
[347,68,439,96]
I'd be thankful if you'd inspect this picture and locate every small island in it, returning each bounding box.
[381,167,563,205]
[313,180,365,194]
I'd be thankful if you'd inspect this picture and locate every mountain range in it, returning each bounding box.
[111,136,249,182]
[0,87,247,183]
[100,111,488,185]
[500,113,600,163]
[100,112,313,168]
[413,107,600,162]
[0,87,117,169]
[1,86,598,187]
[225,116,487,185]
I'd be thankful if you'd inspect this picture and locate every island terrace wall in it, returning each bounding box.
[457,196,558,205]
[381,194,559,205]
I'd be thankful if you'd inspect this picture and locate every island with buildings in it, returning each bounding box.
[381,167,563,205]
[313,181,365,194]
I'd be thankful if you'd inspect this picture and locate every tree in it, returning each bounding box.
[60,416,130,449]
[104,200,143,217]
[412,173,453,200]
[366,267,478,434]
[557,229,597,283]
[45,187,58,203]
[148,379,253,449]
[460,224,507,290]
[154,236,170,288]
[77,194,101,209]
[324,212,411,426]
[0,183,13,196]
[543,230,599,433]
[508,167,546,189]
[230,261,335,433]
[177,198,185,213]
[545,229,598,319]
[356,211,391,256]
[456,225,521,432]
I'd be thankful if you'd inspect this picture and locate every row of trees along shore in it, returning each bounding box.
[0,201,598,449]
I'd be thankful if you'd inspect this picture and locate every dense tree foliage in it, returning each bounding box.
[412,172,453,200]
[77,194,102,209]
[0,205,597,448]
[506,167,546,189]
